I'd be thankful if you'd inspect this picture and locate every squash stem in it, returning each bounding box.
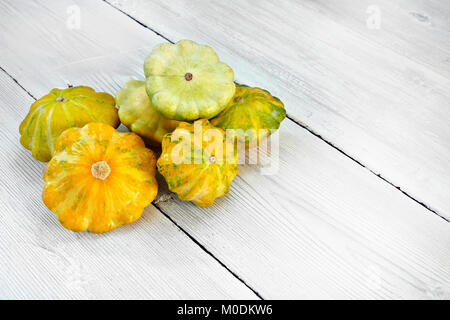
[91,161,111,180]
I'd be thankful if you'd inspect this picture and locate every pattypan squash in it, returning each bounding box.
[116,80,179,145]
[211,84,286,146]
[42,122,158,233]
[19,86,119,162]
[157,119,239,207]
[144,40,236,121]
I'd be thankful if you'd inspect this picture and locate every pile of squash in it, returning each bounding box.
[19,40,286,233]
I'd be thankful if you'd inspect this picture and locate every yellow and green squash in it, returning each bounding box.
[211,84,286,146]
[116,80,179,146]
[19,86,119,162]
[157,119,239,207]
[144,40,235,121]
[42,122,158,233]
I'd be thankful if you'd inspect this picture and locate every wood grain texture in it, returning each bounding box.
[0,69,257,300]
[156,120,450,299]
[106,0,450,218]
[0,0,449,299]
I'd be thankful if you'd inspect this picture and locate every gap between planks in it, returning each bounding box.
[153,203,264,299]
[0,64,263,300]
[104,0,449,224]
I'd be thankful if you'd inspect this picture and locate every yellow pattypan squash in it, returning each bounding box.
[157,119,239,207]
[19,86,119,162]
[144,40,236,121]
[211,84,286,147]
[42,122,158,233]
[116,80,179,146]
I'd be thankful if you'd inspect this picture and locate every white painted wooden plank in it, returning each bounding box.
[312,0,450,78]
[0,70,257,299]
[105,0,450,218]
[0,0,449,299]
[156,119,450,299]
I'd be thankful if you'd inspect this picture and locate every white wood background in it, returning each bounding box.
[0,0,449,299]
